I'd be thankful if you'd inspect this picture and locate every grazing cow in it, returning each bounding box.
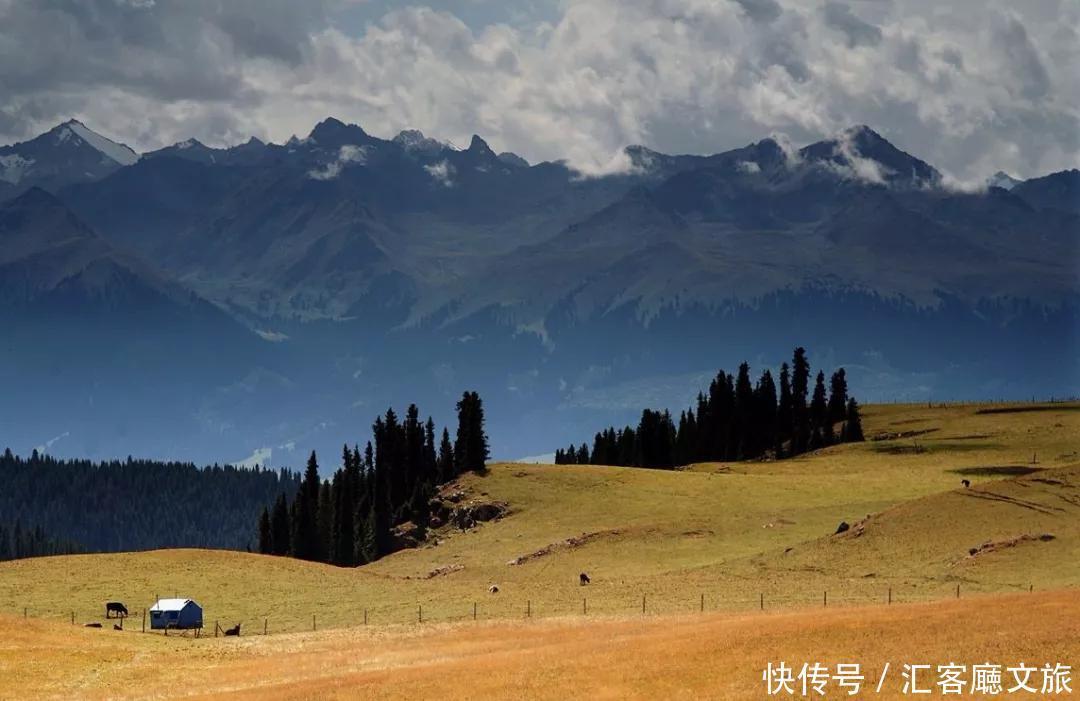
[105,602,128,619]
[85,622,102,628]
[579,572,591,586]
[835,521,850,535]
[224,623,241,637]
[488,584,500,594]
[962,479,971,488]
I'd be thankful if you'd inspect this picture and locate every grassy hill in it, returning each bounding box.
[0,402,1077,634]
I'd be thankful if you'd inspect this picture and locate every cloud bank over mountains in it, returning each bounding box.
[0,0,1075,182]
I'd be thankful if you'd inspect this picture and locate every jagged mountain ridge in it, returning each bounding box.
[45,119,1079,327]
[0,118,1076,464]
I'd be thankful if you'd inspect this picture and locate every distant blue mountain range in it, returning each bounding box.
[1,119,1077,467]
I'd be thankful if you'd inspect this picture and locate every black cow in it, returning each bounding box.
[105,602,128,619]
[224,623,241,637]
[579,572,591,585]
[961,479,971,488]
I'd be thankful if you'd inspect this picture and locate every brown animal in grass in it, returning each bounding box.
[224,623,241,637]
[962,479,971,488]
[579,572,591,585]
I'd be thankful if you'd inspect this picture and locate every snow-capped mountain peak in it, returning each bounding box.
[986,171,1022,190]
[54,119,139,166]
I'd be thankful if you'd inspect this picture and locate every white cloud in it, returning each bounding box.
[0,0,1075,181]
[424,159,455,186]
[829,127,891,184]
[307,143,367,180]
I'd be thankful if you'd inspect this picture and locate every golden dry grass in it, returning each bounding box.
[2,589,1077,700]
[2,401,1076,632]
[0,402,1078,699]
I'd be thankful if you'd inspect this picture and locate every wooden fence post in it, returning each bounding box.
[364,608,368,625]
[759,593,763,611]
[312,614,316,631]
[473,602,477,621]
[583,598,587,615]
[700,593,704,613]
[527,600,531,618]
[418,604,422,624]
[71,611,74,625]
[642,594,646,615]
[888,587,892,605]
[214,620,218,637]
[956,584,960,599]
[142,609,146,633]
[823,591,827,608]
[264,619,267,635]
[23,607,27,619]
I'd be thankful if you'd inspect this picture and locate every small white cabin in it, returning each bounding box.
[148,598,203,630]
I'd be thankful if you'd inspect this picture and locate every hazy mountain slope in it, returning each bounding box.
[0,188,268,461]
[1011,169,1080,215]
[2,119,1077,463]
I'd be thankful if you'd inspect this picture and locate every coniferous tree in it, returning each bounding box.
[317,479,333,562]
[734,362,755,458]
[791,348,811,453]
[291,451,322,560]
[270,492,291,556]
[754,370,778,457]
[454,391,490,474]
[777,363,793,456]
[423,418,438,484]
[437,428,454,480]
[357,506,377,565]
[371,416,393,557]
[844,398,865,442]
[811,370,829,446]
[257,507,272,554]
[828,369,848,426]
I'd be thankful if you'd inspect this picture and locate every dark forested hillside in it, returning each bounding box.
[0,450,299,555]
[556,347,864,468]
[257,390,490,567]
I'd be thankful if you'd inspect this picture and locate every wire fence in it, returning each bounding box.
[11,581,1044,637]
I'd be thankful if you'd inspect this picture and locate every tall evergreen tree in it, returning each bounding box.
[317,479,333,562]
[437,428,454,481]
[810,370,829,446]
[454,391,490,474]
[844,398,865,442]
[423,418,438,484]
[754,370,779,456]
[777,363,793,456]
[291,452,322,560]
[734,362,755,458]
[270,492,291,556]
[257,507,272,554]
[791,347,811,453]
[828,369,849,426]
